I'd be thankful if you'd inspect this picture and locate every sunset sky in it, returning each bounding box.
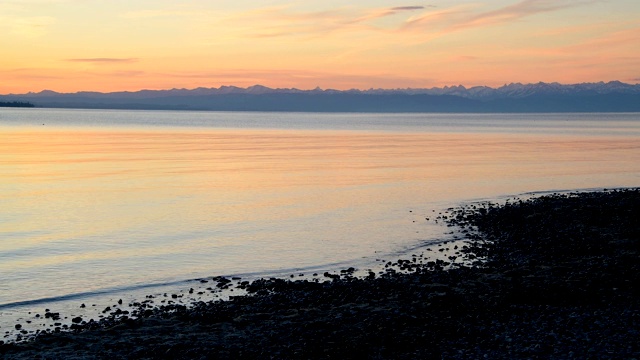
[1,0,639,93]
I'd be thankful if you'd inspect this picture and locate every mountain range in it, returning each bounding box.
[2,81,639,112]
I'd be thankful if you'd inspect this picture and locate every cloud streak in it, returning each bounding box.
[233,5,429,38]
[234,0,599,41]
[391,6,427,11]
[66,58,139,63]
[451,0,602,31]
[400,0,603,37]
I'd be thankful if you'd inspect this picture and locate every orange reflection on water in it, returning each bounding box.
[3,126,639,194]
[1,126,640,273]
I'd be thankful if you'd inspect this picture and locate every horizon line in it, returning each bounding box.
[4,80,640,96]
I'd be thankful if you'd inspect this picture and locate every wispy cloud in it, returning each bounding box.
[119,2,596,43]
[401,6,469,31]
[65,58,139,63]
[392,6,428,11]
[401,0,603,37]
[534,21,616,38]
[357,5,427,22]
[231,5,430,38]
[451,0,602,32]
[213,1,605,44]
[562,27,640,52]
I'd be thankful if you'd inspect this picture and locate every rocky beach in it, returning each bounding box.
[1,188,639,359]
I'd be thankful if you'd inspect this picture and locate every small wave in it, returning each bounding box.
[0,245,447,311]
[0,218,457,313]
[0,278,196,310]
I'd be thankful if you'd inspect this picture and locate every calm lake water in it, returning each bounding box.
[1,108,639,338]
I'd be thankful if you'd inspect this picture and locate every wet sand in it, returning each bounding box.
[2,189,639,359]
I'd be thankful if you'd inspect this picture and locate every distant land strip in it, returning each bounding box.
[0,101,34,108]
[2,81,640,112]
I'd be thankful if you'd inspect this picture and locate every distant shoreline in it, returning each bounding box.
[5,101,640,113]
[0,101,34,108]
[2,81,640,113]
[13,105,640,113]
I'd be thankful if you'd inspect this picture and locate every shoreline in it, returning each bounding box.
[0,230,466,344]
[2,188,639,359]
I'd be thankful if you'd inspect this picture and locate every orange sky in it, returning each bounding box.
[1,0,639,93]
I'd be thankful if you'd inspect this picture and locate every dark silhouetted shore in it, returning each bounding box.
[0,101,34,108]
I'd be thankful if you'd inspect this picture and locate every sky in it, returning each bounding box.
[1,0,639,93]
